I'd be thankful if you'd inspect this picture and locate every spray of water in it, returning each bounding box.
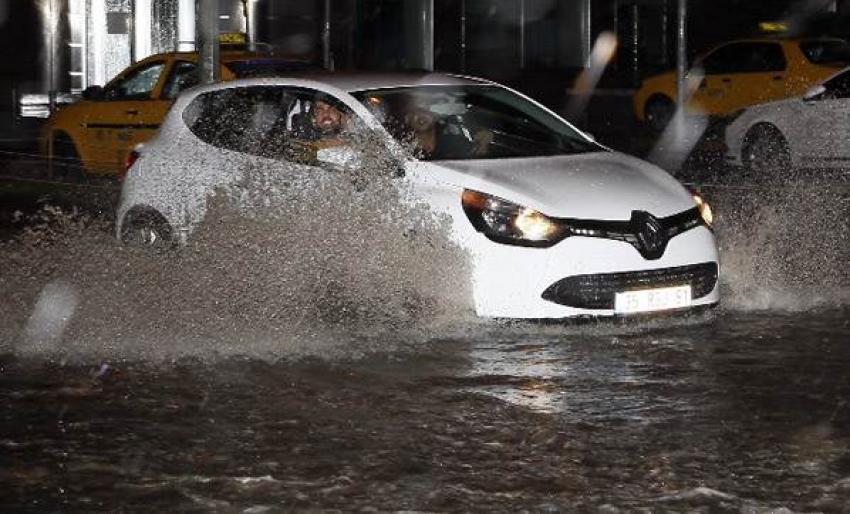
[709,176,849,311]
[0,158,474,362]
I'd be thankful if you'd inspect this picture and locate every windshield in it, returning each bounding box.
[351,85,600,160]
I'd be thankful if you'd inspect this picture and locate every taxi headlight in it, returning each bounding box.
[461,189,567,247]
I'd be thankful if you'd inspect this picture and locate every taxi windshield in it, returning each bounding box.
[351,85,600,161]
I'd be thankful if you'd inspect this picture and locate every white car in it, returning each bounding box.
[117,73,719,319]
[725,66,850,173]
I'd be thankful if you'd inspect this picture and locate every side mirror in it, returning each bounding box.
[82,85,104,101]
[803,84,826,102]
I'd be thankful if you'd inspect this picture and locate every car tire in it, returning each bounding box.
[741,124,791,178]
[120,209,175,250]
[644,95,675,132]
[52,134,85,182]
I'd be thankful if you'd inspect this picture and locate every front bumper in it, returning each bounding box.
[467,225,720,318]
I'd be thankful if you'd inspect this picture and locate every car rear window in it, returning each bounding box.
[224,59,316,77]
[800,40,850,64]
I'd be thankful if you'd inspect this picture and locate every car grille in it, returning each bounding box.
[541,262,718,310]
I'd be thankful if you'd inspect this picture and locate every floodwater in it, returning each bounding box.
[1,167,849,512]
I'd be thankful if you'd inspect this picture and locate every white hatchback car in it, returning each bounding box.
[725,66,850,173]
[117,73,719,319]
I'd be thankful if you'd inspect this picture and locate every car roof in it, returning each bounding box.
[709,36,847,46]
[259,71,492,92]
[141,50,310,63]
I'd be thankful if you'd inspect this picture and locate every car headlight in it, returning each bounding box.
[461,189,568,247]
[691,190,714,227]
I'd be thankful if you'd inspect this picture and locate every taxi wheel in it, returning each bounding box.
[52,135,85,182]
[742,124,791,178]
[644,95,675,133]
[120,210,174,251]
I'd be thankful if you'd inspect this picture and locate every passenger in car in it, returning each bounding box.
[404,107,492,160]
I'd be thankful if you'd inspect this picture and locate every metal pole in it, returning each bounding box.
[631,3,639,86]
[129,0,136,63]
[519,0,525,69]
[247,0,258,52]
[197,0,219,85]
[612,0,618,71]
[460,0,466,73]
[177,0,195,51]
[322,0,332,69]
[676,0,687,109]
[583,0,592,63]
[423,0,434,71]
[660,1,668,68]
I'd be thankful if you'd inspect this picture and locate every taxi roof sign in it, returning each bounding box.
[219,32,247,44]
[759,21,788,33]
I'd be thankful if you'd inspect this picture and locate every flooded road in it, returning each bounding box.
[1,170,848,511]
[2,309,849,511]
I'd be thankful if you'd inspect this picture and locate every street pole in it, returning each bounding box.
[422,0,434,71]
[177,0,195,51]
[322,0,332,69]
[676,0,687,111]
[197,0,219,85]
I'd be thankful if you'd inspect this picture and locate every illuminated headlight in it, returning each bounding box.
[691,191,714,226]
[461,190,567,247]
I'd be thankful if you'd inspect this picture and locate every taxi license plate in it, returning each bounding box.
[614,285,692,314]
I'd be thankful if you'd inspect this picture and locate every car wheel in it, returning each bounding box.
[120,210,174,250]
[52,134,85,182]
[644,95,675,132]
[741,124,791,178]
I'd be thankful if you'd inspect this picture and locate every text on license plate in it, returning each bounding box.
[614,285,692,314]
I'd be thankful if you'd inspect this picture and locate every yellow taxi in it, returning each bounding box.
[43,50,313,176]
[633,38,850,130]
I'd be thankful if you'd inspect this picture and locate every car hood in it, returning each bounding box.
[423,151,695,220]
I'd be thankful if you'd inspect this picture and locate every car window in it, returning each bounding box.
[183,85,355,162]
[820,70,850,100]
[800,40,850,64]
[103,61,166,100]
[701,42,786,74]
[161,61,199,100]
[351,85,599,160]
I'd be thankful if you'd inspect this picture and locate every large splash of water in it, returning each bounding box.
[708,175,849,311]
[2,160,847,363]
[1,160,474,362]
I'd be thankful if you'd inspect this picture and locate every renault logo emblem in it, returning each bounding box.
[631,211,667,259]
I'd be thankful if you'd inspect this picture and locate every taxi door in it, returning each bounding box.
[690,42,789,115]
[84,59,171,174]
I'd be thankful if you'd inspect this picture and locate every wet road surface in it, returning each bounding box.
[2,308,850,512]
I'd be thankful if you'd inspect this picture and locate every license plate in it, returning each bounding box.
[614,285,692,314]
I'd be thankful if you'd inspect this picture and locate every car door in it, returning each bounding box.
[84,59,171,173]
[726,42,789,109]
[690,44,739,114]
[693,42,788,115]
[798,70,850,162]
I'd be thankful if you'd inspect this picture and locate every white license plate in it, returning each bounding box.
[614,285,692,314]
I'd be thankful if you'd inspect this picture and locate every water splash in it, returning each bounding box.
[709,176,850,311]
[1,160,474,362]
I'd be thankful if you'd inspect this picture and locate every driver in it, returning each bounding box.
[286,97,354,164]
